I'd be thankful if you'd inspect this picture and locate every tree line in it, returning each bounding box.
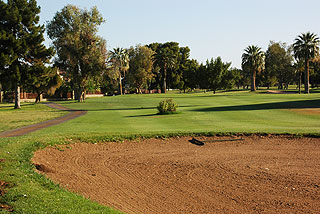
[1,1,320,109]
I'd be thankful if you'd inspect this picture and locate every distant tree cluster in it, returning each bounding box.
[1,1,320,109]
[242,33,320,94]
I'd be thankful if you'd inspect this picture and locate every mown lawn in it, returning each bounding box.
[31,91,320,137]
[1,91,320,213]
[0,103,66,132]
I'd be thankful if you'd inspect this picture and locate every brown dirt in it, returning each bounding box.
[0,102,87,138]
[32,136,320,214]
[289,108,320,115]
[267,90,296,94]
[0,180,13,212]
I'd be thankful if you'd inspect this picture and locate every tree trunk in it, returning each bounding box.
[251,70,256,92]
[119,73,123,95]
[304,59,310,94]
[0,84,2,103]
[14,85,21,109]
[299,71,302,94]
[75,88,85,102]
[81,90,86,102]
[162,68,167,94]
[35,93,41,103]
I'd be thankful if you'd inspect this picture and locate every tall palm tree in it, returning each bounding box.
[293,32,320,94]
[242,45,265,91]
[110,47,129,95]
[153,48,176,93]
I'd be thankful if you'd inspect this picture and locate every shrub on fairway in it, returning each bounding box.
[157,98,178,114]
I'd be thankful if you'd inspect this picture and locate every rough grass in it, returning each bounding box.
[1,91,320,213]
[0,103,66,132]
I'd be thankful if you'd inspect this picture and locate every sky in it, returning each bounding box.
[37,0,320,68]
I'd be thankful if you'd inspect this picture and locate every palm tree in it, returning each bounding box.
[293,32,320,94]
[110,48,129,95]
[242,45,265,92]
[153,48,176,93]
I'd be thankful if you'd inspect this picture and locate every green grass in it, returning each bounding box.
[0,103,66,132]
[1,91,320,213]
[30,91,320,137]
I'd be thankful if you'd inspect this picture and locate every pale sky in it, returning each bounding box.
[37,0,320,68]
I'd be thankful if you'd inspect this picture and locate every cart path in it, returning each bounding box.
[0,102,87,138]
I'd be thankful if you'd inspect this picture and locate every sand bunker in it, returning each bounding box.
[33,136,320,213]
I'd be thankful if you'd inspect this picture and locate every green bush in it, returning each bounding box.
[157,98,178,114]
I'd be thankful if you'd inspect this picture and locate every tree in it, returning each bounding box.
[127,45,154,93]
[242,45,265,92]
[110,48,129,95]
[206,57,232,94]
[152,42,179,93]
[0,0,54,108]
[310,56,320,88]
[294,60,304,94]
[181,59,199,92]
[26,65,62,102]
[265,42,294,89]
[293,32,320,93]
[221,67,240,90]
[197,63,209,90]
[47,5,107,102]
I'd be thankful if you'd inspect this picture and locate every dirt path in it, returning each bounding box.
[0,103,87,138]
[33,136,320,214]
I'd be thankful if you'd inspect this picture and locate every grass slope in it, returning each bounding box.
[1,91,320,213]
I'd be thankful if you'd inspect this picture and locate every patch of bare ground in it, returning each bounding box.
[289,108,320,115]
[32,136,320,214]
[267,90,296,94]
[0,180,13,212]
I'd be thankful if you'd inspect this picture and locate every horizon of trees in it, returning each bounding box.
[1,1,320,108]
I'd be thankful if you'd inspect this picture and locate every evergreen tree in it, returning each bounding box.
[0,0,53,108]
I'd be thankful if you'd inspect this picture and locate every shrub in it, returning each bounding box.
[157,98,178,114]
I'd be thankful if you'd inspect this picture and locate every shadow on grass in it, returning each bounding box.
[0,102,35,109]
[192,99,320,112]
[78,105,203,112]
[127,111,182,118]
[126,113,159,118]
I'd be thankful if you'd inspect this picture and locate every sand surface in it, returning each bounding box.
[33,136,320,214]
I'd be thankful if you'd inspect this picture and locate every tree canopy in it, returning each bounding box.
[242,45,265,92]
[0,0,54,108]
[293,32,320,93]
[109,47,130,95]
[127,45,154,93]
[264,41,294,89]
[47,5,107,101]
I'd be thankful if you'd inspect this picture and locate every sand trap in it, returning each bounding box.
[33,136,320,214]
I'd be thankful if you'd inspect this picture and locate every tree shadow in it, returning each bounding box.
[0,103,35,109]
[192,99,320,112]
[126,113,160,118]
